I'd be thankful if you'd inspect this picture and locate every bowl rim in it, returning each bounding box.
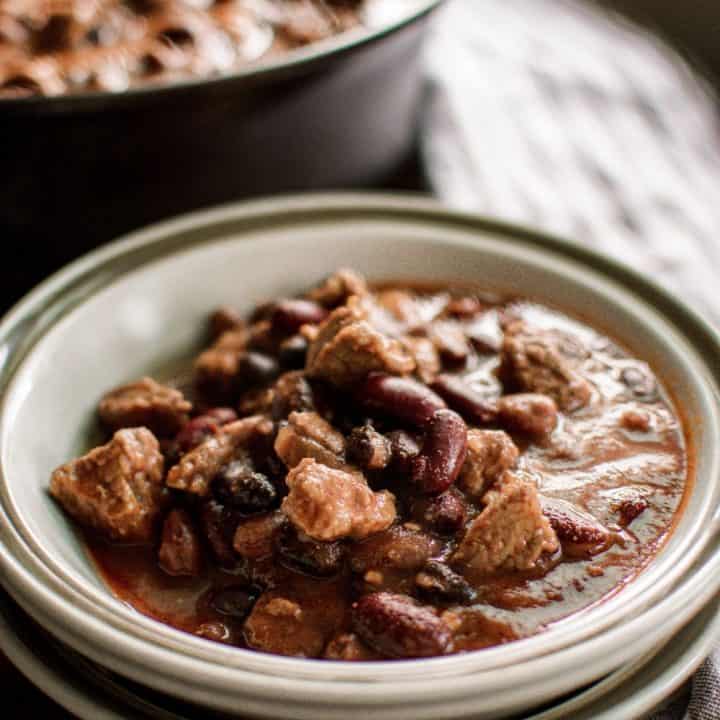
[3,575,720,720]
[6,502,720,717]
[0,192,719,708]
[0,0,443,112]
[4,563,720,720]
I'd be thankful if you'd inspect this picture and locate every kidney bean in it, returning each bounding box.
[210,586,261,619]
[430,375,498,425]
[424,491,467,535]
[351,592,451,658]
[542,498,611,559]
[387,430,421,475]
[176,416,219,453]
[415,561,477,605]
[237,352,280,389]
[175,408,237,453]
[278,334,309,370]
[271,299,328,334]
[357,373,446,427]
[411,409,468,494]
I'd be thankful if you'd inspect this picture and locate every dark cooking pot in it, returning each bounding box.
[0,1,441,301]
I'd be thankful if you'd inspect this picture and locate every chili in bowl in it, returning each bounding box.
[48,268,688,661]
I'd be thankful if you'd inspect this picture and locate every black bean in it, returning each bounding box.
[387,430,421,475]
[276,524,345,578]
[357,373,446,427]
[159,26,194,47]
[237,352,280,389]
[199,500,240,566]
[347,424,392,470]
[271,371,315,420]
[213,461,277,514]
[210,586,260,619]
[278,335,309,370]
[415,561,477,605]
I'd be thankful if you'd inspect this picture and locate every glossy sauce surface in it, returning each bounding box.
[84,281,688,658]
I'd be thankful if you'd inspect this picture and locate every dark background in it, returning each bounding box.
[600,0,720,81]
[0,145,429,313]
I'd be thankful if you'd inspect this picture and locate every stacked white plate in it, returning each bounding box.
[1,196,719,719]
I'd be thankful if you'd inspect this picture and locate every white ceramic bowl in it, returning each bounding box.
[1,194,719,718]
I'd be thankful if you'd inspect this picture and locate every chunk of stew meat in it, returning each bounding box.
[305,299,415,387]
[98,377,191,436]
[499,319,592,412]
[50,428,166,542]
[282,459,396,541]
[452,472,559,573]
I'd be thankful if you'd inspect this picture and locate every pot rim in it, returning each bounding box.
[0,0,443,113]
